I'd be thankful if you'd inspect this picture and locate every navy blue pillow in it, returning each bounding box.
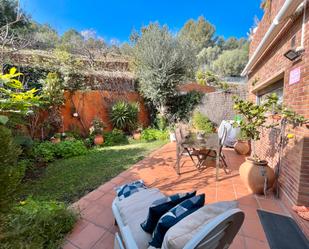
[149,194,205,248]
[141,191,196,233]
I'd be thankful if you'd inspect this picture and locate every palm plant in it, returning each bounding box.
[110,101,139,132]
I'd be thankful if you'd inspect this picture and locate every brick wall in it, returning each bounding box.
[248,1,309,208]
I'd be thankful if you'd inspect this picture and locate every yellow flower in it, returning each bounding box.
[287,134,295,139]
[20,201,26,205]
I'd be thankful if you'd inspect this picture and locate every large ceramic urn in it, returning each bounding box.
[239,158,275,194]
[234,140,250,155]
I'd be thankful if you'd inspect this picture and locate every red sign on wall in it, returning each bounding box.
[289,67,301,85]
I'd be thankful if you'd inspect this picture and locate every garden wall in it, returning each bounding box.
[195,84,247,126]
[60,90,149,135]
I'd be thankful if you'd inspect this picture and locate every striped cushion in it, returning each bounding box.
[149,194,205,248]
[115,180,146,200]
[141,191,196,233]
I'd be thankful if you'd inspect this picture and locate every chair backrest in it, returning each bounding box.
[183,209,244,249]
[218,127,228,147]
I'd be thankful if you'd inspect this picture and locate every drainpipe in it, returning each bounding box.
[241,0,304,76]
[298,0,307,51]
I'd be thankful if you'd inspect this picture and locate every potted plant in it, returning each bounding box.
[50,133,61,143]
[234,129,251,155]
[233,96,276,194]
[90,117,105,145]
[133,126,142,140]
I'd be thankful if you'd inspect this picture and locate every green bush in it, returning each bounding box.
[103,129,129,146]
[192,112,214,134]
[110,101,139,132]
[0,198,77,249]
[141,128,169,142]
[32,140,87,162]
[54,140,87,159]
[32,141,56,163]
[0,126,24,210]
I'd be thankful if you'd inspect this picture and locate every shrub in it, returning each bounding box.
[192,112,214,134]
[0,198,77,249]
[141,128,169,142]
[54,140,87,159]
[32,141,56,163]
[110,101,139,132]
[32,140,88,161]
[103,129,128,146]
[0,126,24,210]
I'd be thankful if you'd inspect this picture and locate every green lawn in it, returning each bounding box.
[18,140,166,203]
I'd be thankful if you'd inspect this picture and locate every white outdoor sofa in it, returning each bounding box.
[112,188,244,249]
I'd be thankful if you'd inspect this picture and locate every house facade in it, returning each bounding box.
[242,0,309,233]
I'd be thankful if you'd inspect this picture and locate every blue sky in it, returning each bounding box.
[20,0,263,44]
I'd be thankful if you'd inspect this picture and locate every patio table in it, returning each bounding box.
[176,133,221,181]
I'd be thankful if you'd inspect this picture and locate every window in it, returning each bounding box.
[257,79,284,105]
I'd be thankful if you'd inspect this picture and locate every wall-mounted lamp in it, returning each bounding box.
[284,48,304,61]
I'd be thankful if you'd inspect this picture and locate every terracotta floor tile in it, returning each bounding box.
[67,218,89,237]
[97,182,116,193]
[229,235,245,249]
[90,206,115,230]
[242,219,267,242]
[67,223,107,249]
[96,193,116,207]
[244,237,270,249]
[71,197,92,212]
[110,176,127,185]
[91,230,115,249]
[62,241,79,249]
[237,195,259,208]
[83,190,105,202]
[257,198,285,214]
[238,204,260,220]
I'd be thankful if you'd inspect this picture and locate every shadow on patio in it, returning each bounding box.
[63,142,291,249]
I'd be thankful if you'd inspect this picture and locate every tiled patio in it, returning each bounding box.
[63,142,292,249]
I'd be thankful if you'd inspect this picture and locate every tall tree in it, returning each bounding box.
[133,23,195,116]
[212,48,248,77]
[179,16,215,52]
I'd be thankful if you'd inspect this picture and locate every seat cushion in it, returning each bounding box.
[149,194,205,248]
[141,191,196,233]
[115,188,165,249]
[161,201,238,249]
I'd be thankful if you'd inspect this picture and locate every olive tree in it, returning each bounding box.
[133,23,195,116]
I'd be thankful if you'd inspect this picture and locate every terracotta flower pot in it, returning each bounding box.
[239,158,275,194]
[133,131,141,140]
[234,140,250,155]
[51,137,61,144]
[94,134,104,145]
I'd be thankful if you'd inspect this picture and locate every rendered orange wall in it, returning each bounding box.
[60,90,149,135]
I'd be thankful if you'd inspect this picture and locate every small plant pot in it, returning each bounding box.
[234,140,250,155]
[50,137,61,144]
[271,114,282,121]
[94,134,104,145]
[169,132,176,142]
[133,131,141,140]
[239,158,275,194]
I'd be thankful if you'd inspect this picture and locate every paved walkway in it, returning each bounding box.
[63,142,291,249]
